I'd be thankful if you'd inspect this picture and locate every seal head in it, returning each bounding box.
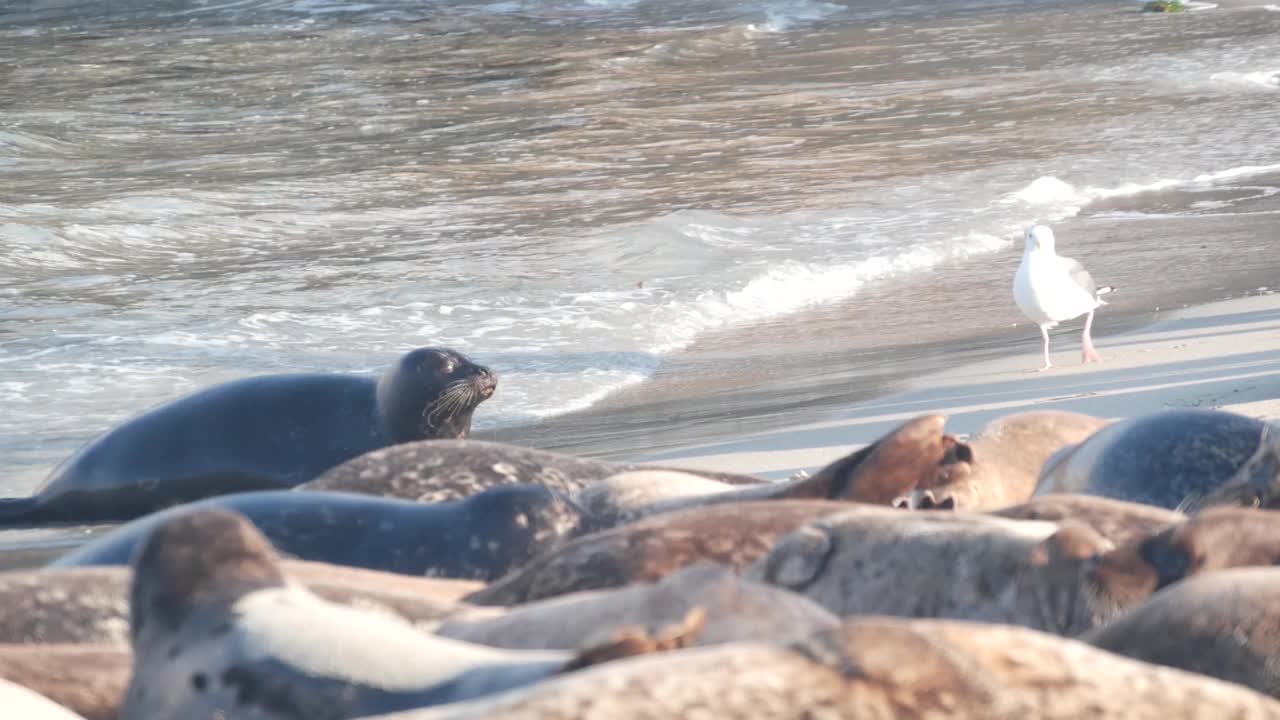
[378,348,497,443]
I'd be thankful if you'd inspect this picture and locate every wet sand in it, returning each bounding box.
[492,180,1280,461]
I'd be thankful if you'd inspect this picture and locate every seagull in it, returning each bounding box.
[1013,224,1114,372]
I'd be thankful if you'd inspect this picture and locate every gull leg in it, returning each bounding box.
[1082,310,1101,364]
[1037,324,1054,373]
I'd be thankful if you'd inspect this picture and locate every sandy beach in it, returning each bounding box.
[641,292,1280,479]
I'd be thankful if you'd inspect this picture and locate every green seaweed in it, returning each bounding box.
[1141,0,1187,12]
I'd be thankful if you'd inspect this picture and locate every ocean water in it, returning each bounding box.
[2,0,1280,492]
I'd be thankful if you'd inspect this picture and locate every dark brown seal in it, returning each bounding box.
[437,563,838,650]
[365,617,1280,720]
[989,494,1184,546]
[0,560,482,646]
[1085,567,1280,700]
[0,643,129,720]
[463,500,860,606]
[1086,506,1280,613]
[744,508,1116,635]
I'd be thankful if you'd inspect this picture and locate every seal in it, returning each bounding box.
[988,494,1183,546]
[50,484,597,581]
[581,410,1107,522]
[118,508,695,720]
[359,617,1280,720]
[299,438,764,504]
[0,644,129,720]
[1085,506,1280,614]
[744,507,1116,636]
[0,347,497,527]
[437,563,838,650]
[0,677,89,720]
[903,410,1111,510]
[463,499,860,607]
[1084,567,1280,700]
[1033,408,1280,510]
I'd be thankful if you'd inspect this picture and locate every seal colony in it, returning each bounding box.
[5,292,1280,718]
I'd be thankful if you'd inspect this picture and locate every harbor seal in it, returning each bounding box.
[0,561,484,646]
[0,347,497,527]
[744,508,1116,635]
[0,644,129,720]
[0,677,89,720]
[119,508,694,720]
[464,499,859,606]
[1085,567,1280,699]
[50,485,597,581]
[1034,409,1279,510]
[988,494,1183,546]
[1086,506,1280,613]
[358,617,1280,720]
[299,438,764,503]
[437,563,838,650]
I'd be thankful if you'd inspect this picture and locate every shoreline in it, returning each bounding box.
[640,292,1280,479]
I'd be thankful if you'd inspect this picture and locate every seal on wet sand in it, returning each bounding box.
[0,347,497,527]
[50,484,596,581]
[0,561,483,646]
[1034,409,1280,510]
[298,438,764,504]
[357,617,1280,720]
[437,563,839,650]
[463,499,859,606]
[1084,567,1280,700]
[744,508,1116,636]
[988,494,1183,546]
[0,644,130,720]
[118,509,693,720]
[1085,506,1280,613]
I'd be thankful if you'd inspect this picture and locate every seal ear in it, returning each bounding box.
[128,509,285,642]
[760,524,835,591]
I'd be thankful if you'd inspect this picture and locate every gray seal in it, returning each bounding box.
[1085,567,1280,700]
[298,439,764,504]
[988,494,1183,547]
[1034,409,1280,510]
[118,508,689,720]
[1086,506,1280,615]
[49,484,597,582]
[0,562,484,646]
[0,643,129,720]
[464,499,857,606]
[357,617,1280,720]
[0,348,497,527]
[437,563,839,650]
[744,508,1116,636]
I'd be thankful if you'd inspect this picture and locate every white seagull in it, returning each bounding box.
[1013,224,1114,372]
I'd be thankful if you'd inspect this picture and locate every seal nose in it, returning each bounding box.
[474,368,498,398]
